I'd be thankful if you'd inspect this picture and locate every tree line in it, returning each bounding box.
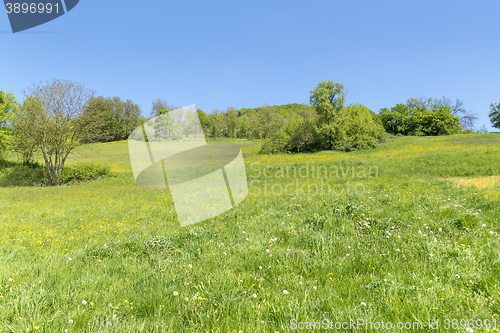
[1,78,499,185]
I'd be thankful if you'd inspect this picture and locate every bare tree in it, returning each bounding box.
[435,96,478,129]
[151,98,175,118]
[22,79,95,185]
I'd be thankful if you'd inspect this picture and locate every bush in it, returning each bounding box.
[415,106,461,135]
[379,98,462,136]
[60,163,111,183]
[260,104,388,154]
[0,161,110,187]
[316,104,389,152]
[0,157,16,169]
[260,116,317,154]
[0,161,46,187]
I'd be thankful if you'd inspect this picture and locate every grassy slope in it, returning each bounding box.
[0,134,500,332]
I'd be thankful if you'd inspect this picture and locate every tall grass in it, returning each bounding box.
[0,134,499,332]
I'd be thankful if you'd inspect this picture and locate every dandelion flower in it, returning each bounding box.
[187,264,192,268]
[185,297,189,301]
[283,290,288,295]
[82,300,87,305]
[429,253,434,258]
[266,249,270,253]
[482,224,486,228]
[108,303,113,307]
[69,319,73,324]
[490,231,494,235]
[253,294,257,298]
[8,278,12,282]
[456,274,460,278]
[259,266,263,270]
[361,302,366,306]
[68,258,72,261]
[173,291,178,296]
[313,286,317,290]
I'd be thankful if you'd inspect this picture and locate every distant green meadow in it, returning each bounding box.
[1,134,500,332]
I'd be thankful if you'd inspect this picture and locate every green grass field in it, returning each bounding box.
[1,134,500,332]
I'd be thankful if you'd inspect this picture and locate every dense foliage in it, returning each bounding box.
[0,160,111,186]
[261,80,389,154]
[203,103,317,140]
[379,97,464,136]
[316,103,389,151]
[82,96,143,142]
[0,90,17,156]
[489,101,500,129]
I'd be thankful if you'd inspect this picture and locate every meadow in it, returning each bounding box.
[0,133,500,332]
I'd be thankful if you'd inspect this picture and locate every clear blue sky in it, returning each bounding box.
[1,0,499,130]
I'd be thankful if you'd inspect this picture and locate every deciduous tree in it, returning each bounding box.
[0,90,18,156]
[489,101,500,129]
[21,79,96,185]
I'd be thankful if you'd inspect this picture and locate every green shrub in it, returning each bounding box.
[260,104,388,154]
[380,98,462,136]
[60,163,111,183]
[0,161,110,187]
[0,161,46,187]
[260,116,317,154]
[0,129,9,157]
[0,157,16,169]
[316,104,389,152]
